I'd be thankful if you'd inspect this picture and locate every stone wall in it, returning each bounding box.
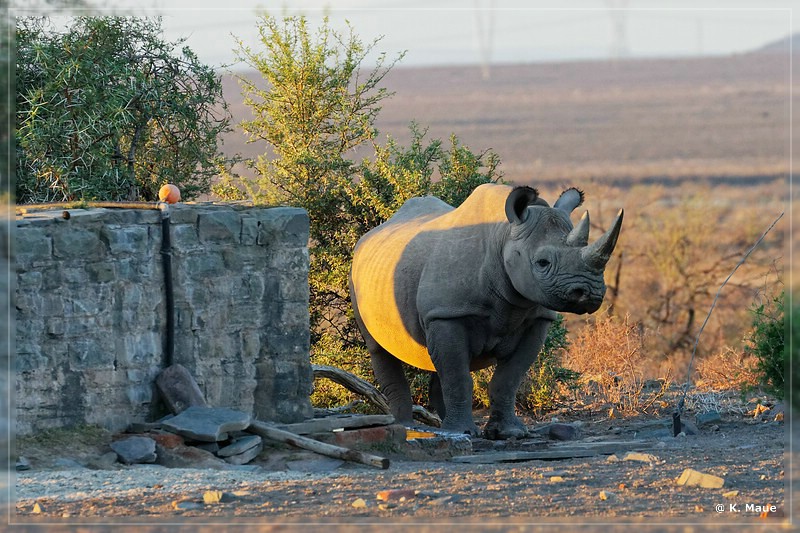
[15,204,313,435]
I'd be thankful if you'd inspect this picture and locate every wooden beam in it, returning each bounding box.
[249,419,390,470]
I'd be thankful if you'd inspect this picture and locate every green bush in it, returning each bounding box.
[745,289,786,400]
[16,17,234,203]
[220,15,502,408]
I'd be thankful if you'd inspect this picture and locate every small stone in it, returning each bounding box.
[723,490,739,498]
[676,468,725,489]
[428,495,458,506]
[173,499,203,511]
[695,505,705,512]
[775,412,784,422]
[378,503,396,510]
[32,503,43,514]
[203,490,227,504]
[695,411,722,427]
[16,457,31,471]
[606,454,620,463]
[110,436,157,465]
[217,435,262,457]
[352,498,367,508]
[599,490,616,501]
[376,489,416,502]
[622,452,660,464]
[548,423,579,441]
[549,476,565,483]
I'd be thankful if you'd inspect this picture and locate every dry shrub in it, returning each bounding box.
[695,346,761,392]
[565,313,657,414]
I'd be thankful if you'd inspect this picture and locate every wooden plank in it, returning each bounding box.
[274,414,396,435]
[450,441,651,464]
[249,419,390,470]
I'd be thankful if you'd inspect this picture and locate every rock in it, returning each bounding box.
[695,411,722,427]
[148,432,185,449]
[723,490,739,498]
[203,490,231,504]
[286,457,345,473]
[549,476,565,483]
[16,457,30,471]
[53,458,86,469]
[223,442,263,465]
[161,406,251,442]
[156,442,229,470]
[676,468,725,489]
[548,423,579,441]
[156,364,207,415]
[86,451,118,470]
[376,489,416,502]
[217,435,262,457]
[622,452,660,464]
[194,442,220,454]
[351,498,367,508]
[428,495,458,506]
[110,436,157,465]
[599,490,616,501]
[173,499,203,511]
[606,454,620,463]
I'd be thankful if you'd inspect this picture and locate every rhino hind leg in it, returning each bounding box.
[427,373,446,419]
[370,346,414,424]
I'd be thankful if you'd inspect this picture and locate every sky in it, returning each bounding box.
[13,0,799,69]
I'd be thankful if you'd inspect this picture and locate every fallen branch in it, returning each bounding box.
[312,364,441,427]
[248,419,390,469]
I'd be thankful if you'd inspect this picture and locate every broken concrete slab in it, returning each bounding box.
[161,406,251,442]
[223,442,263,465]
[218,435,262,458]
[156,364,207,414]
[110,436,157,465]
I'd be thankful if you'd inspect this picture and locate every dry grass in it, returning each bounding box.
[564,313,670,415]
[695,347,762,392]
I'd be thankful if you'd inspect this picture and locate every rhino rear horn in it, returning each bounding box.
[566,211,590,247]
[581,209,623,269]
[505,186,539,224]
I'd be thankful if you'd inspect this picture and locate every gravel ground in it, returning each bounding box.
[10,406,794,532]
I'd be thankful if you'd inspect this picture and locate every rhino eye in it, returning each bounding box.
[536,258,551,268]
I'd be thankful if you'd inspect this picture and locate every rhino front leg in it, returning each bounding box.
[485,318,553,440]
[426,319,479,436]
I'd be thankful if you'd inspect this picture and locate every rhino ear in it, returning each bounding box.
[505,186,539,224]
[553,187,584,214]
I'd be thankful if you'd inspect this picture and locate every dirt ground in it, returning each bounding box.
[11,397,794,531]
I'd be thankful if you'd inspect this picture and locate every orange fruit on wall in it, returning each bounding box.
[158,184,181,204]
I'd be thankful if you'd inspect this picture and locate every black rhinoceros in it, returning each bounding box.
[349,183,623,439]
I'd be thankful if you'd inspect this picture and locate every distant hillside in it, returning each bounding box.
[754,32,800,55]
[219,52,794,189]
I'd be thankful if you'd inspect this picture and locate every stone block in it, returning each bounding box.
[171,224,199,248]
[182,252,225,278]
[15,227,52,263]
[86,261,116,283]
[197,210,240,243]
[161,406,252,442]
[101,226,149,255]
[52,227,104,259]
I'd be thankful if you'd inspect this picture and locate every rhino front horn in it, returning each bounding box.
[581,209,623,269]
